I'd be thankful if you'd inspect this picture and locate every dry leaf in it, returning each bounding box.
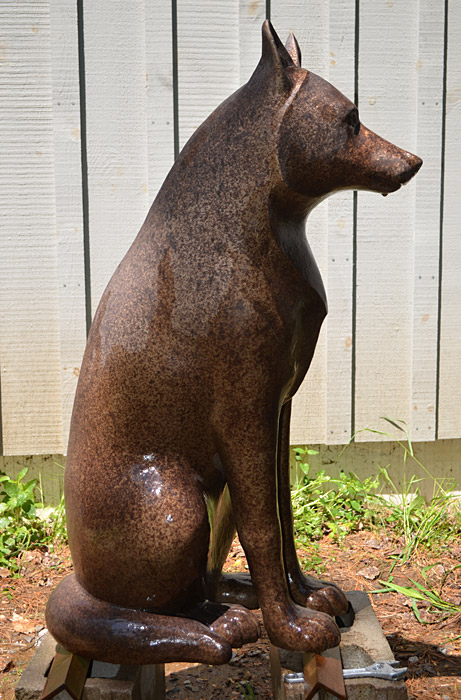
[357,565,380,580]
[10,612,37,634]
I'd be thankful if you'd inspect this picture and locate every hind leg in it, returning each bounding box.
[60,452,259,661]
[277,400,348,616]
[46,574,232,665]
[66,453,212,612]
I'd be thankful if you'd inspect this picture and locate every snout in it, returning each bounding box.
[352,125,423,195]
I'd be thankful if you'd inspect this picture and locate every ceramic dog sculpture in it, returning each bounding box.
[46,21,422,665]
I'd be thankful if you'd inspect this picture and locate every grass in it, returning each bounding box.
[239,682,256,699]
[373,564,461,623]
[293,419,460,562]
[291,422,460,621]
[358,419,459,567]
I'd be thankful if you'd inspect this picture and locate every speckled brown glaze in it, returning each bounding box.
[46,21,422,663]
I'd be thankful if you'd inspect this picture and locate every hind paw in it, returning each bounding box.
[206,572,259,609]
[186,599,260,648]
[207,570,348,617]
[209,604,260,648]
[289,573,348,616]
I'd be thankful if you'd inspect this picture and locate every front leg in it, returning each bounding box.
[216,395,339,653]
[277,400,348,616]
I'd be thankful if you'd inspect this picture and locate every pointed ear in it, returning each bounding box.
[261,20,295,90]
[285,32,302,68]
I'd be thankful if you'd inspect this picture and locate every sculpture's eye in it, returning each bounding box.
[346,108,360,135]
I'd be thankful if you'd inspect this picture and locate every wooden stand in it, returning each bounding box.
[270,645,346,700]
[20,592,406,700]
[39,647,166,700]
[39,647,90,700]
[302,650,346,700]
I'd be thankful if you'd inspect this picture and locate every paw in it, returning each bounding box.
[206,572,259,609]
[209,605,260,648]
[264,603,340,653]
[289,573,348,616]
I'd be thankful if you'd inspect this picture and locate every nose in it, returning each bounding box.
[399,152,423,184]
[412,155,423,173]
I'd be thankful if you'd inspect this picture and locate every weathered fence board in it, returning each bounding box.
[145,0,176,199]
[438,0,461,439]
[0,0,63,454]
[177,0,240,151]
[238,0,265,84]
[354,0,419,441]
[409,0,445,441]
[50,0,87,448]
[84,0,149,311]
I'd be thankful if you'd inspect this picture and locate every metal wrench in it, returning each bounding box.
[284,659,407,685]
[343,660,407,681]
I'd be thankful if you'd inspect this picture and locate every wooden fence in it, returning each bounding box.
[0,0,459,455]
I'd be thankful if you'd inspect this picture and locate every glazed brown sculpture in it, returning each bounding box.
[46,21,422,665]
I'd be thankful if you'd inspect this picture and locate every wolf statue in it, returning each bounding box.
[46,21,422,664]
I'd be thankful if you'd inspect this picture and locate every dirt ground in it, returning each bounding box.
[0,533,460,699]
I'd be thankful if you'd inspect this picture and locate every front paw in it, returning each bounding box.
[289,573,348,616]
[263,603,340,653]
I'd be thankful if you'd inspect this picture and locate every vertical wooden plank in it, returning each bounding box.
[438,0,461,439]
[271,2,328,75]
[325,0,355,444]
[354,0,418,440]
[0,0,63,454]
[145,0,175,199]
[49,0,87,450]
[410,0,445,441]
[84,0,149,310]
[177,0,240,151]
[271,1,329,444]
[238,0,266,85]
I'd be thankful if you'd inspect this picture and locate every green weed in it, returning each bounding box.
[0,469,66,574]
[355,419,460,566]
[374,564,461,623]
[292,419,460,563]
[239,681,256,699]
[292,447,380,544]
[292,425,460,624]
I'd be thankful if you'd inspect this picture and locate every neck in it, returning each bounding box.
[268,184,327,305]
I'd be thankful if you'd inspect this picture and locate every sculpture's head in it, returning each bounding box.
[255,21,422,201]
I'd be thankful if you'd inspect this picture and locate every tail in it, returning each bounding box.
[46,574,233,665]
